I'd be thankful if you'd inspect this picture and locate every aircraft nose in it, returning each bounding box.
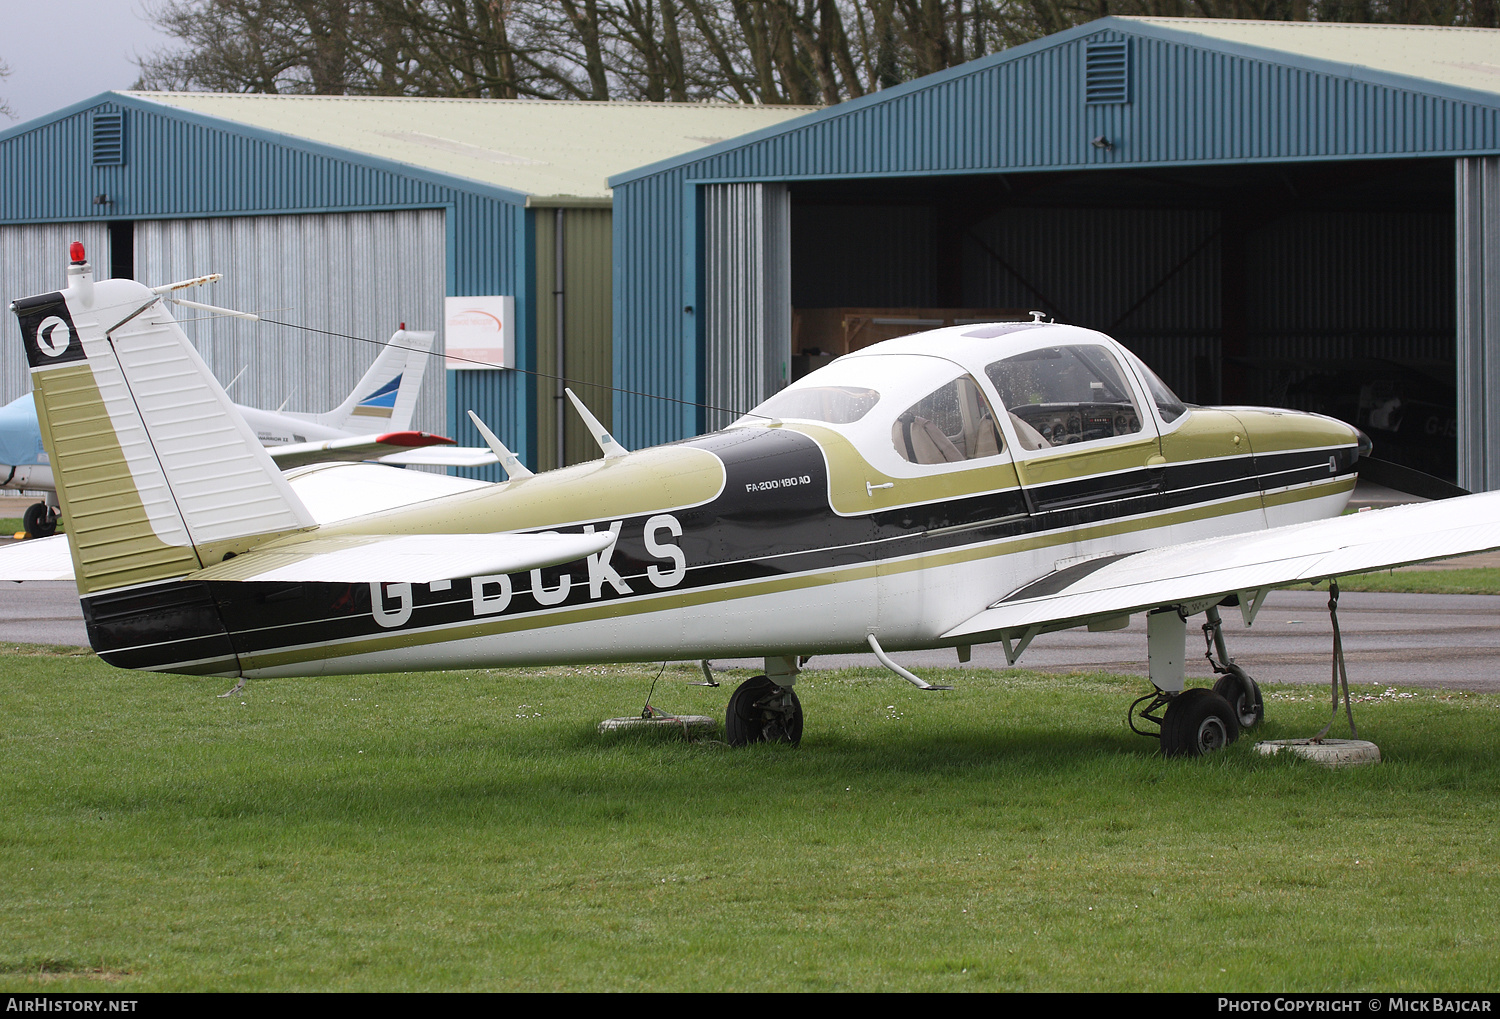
[1353,427,1373,461]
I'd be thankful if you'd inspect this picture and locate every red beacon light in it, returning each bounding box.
[69,242,86,265]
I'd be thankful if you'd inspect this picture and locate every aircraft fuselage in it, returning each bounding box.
[83,410,1359,679]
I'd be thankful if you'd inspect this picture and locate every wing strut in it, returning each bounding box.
[1001,626,1041,666]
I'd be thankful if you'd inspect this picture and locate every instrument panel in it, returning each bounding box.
[1013,402,1141,446]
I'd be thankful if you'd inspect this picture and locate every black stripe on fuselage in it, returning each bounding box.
[81,428,1358,672]
[82,579,240,674]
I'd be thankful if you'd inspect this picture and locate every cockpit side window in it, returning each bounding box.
[985,345,1144,450]
[750,385,881,424]
[892,376,1005,465]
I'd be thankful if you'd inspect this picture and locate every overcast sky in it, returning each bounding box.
[1,1,171,127]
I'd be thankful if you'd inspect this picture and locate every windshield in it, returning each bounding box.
[1125,354,1188,423]
[987,345,1134,406]
[986,344,1145,449]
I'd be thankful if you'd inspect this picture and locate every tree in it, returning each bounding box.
[135,0,1500,106]
[0,57,14,120]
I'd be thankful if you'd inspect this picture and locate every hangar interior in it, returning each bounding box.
[788,157,1456,477]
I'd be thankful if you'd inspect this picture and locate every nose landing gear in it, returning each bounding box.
[1130,685,1242,757]
[1129,603,1262,757]
[1203,606,1263,730]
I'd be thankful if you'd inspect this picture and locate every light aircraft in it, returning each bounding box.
[0,244,495,538]
[11,245,1500,757]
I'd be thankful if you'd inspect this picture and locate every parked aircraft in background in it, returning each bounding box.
[11,246,1500,757]
[1,245,495,537]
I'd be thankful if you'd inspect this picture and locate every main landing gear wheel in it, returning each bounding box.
[22,503,56,539]
[1160,688,1241,758]
[725,675,803,746]
[1212,667,1264,730]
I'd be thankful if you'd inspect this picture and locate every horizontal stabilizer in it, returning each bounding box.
[377,446,501,468]
[267,430,456,469]
[0,463,497,583]
[188,529,615,585]
[0,534,73,580]
[943,491,1500,643]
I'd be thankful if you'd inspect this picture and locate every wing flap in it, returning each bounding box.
[187,530,614,584]
[944,492,1500,642]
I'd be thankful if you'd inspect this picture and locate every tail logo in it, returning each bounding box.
[36,317,73,358]
[14,294,85,369]
[351,374,400,419]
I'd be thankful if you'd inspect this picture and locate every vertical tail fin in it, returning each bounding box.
[10,249,314,597]
[313,328,435,432]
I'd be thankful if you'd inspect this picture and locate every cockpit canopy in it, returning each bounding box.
[734,323,1188,469]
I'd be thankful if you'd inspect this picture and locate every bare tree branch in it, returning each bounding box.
[0,58,14,120]
[134,0,1500,107]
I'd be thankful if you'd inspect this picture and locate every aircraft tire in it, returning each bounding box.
[725,676,803,747]
[1160,688,1240,758]
[22,503,56,539]
[1212,668,1264,729]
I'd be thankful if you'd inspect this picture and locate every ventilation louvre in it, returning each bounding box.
[1085,42,1130,105]
[93,113,125,166]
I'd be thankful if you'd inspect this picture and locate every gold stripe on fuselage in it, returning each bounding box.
[226,474,1355,673]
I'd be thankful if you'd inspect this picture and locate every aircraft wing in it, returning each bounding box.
[944,491,1500,644]
[187,530,614,585]
[266,430,458,469]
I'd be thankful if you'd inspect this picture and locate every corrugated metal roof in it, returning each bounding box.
[612,18,1500,188]
[1124,18,1500,97]
[125,92,816,200]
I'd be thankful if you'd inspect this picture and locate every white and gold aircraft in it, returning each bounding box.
[12,248,1500,757]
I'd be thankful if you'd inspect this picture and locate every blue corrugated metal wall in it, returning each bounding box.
[0,94,531,471]
[611,17,1500,448]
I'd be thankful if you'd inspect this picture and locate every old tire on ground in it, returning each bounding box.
[598,714,717,735]
[1212,667,1264,729]
[22,503,55,539]
[1254,739,1381,767]
[725,676,803,746]
[1160,688,1241,758]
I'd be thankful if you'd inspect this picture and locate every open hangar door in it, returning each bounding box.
[788,158,1456,480]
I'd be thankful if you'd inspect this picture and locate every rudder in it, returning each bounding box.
[11,248,314,601]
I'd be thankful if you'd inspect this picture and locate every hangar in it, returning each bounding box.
[610,17,1500,490]
[0,93,810,474]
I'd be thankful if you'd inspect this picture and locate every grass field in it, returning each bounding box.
[1304,568,1500,595]
[2,647,1497,992]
